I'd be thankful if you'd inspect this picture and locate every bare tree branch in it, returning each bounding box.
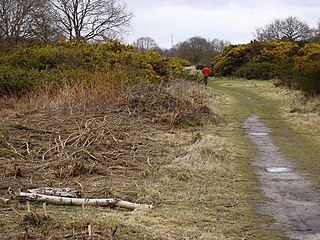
[173,36,230,65]
[254,16,313,42]
[49,0,132,41]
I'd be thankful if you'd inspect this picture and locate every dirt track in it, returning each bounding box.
[244,114,320,240]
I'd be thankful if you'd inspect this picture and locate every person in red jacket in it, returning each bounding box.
[202,66,211,86]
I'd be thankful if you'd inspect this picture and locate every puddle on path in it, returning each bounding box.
[244,114,320,240]
[265,167,292,173]
[250,132,269,136]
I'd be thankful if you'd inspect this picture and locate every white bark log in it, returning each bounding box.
[27,187,82,198]
[19,192,153,210]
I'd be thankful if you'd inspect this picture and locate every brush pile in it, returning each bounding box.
[0,80,221,202]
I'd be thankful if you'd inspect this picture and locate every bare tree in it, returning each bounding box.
[49,0,133,42]
[132,37,159,52]
[312,20,320,42]
[211,38,231,53]
[0,0,61,48]
[254,16,313,42]
[175,36,211,65]
[174,36,230,65]
[0,0,36,46]
[29,0,64,43]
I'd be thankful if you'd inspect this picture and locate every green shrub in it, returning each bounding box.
[232,62,276,80]
[296,68,320,94]
[6,46,86,70]
[196,64,204,70]
[0,65,42,96]
[294,51,320,94]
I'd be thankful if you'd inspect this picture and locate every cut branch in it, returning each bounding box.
[19,192,153,210]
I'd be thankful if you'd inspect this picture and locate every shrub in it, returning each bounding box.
[211,44,251,77]
[0,41,192,97]
[6,46,85,70]
[196,64,204,70]
[212,41,304,81]
[233,62,276,80]
[294,51,320,94]
[253,41,299,64]
[298,43,320,56]
[248,41,270,58]
[0,65,42,96]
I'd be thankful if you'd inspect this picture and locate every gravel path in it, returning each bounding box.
[244,114,320,240]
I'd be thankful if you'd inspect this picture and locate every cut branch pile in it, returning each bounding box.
[0,80,218,210]
[119,81,219,126]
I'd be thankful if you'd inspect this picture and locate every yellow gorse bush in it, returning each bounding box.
[298,43,320,56]
[0,40,191,96]
[211,44,251,76]
[254,41,299,64]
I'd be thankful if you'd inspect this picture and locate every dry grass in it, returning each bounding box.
[13,72,122,115]
[217,78,320,134]
[1,79,255,239]
[286,94,320,133]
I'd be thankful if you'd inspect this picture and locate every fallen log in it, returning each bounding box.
[27,187,82,198]
[19,192,153,210]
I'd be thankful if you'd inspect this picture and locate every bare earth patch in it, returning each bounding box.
[244,114,320,240]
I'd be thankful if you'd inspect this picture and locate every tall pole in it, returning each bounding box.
[171,34,173,48]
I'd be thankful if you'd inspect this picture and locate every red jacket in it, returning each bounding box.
[202,67,210,77]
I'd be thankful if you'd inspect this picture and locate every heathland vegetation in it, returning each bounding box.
[0,40,192,98]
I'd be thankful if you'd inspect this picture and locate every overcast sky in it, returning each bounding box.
[123,0,320,48]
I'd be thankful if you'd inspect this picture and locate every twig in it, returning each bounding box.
[147,156,152,167]
[110,226,118,239]
[70,149,97,160]
[26,142,30,155]
[42,145,59,161]
[43,203,47,216]
[106,127,118,142]
[75,181,84,194]
[5,142,23,157]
